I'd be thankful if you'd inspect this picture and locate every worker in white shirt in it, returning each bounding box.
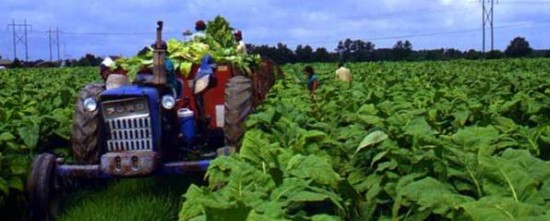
[191,20,206,41]
[233,30,247,55]
[335,62,351,83]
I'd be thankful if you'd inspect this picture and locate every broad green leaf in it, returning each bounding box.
[478,154,544,205]
[303,130,327,141]
[9,155,28,175]
[0,132,15,142]
[376,160,398,172]
[370,150,389,168]
[286,155,341,188]
[459,196,546,221]
[0,177,8,195]
[247,202,288,221]
[452,110,469,127]
[179,185,207,220]
[404,116,433,137]
[357,104,378,115]
[356,131,388,154]
[397,177,474,218]
[451,126,499,154]
[287,191,330,203]
[356,115,384,127]
[8,177,23,191]
[311,214,342,221]
[204,201,251,221]
[17,123,40,149]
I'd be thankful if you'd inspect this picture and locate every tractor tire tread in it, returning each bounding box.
[70,83,105,164]
[224,76,253,149]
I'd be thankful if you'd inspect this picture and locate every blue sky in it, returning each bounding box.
[1,0,549,60]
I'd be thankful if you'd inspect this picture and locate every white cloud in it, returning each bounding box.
[0,0,548,60]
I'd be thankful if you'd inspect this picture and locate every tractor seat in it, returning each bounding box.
[106,74,130,89]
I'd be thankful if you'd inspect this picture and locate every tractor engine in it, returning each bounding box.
[100,86,160,152]
[97,85,175,176]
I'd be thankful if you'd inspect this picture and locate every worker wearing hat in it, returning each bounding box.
[191,20,206,41]
[233,30,247,55]
[99,57,130,90]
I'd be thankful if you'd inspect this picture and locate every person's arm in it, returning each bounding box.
[311,79,319,95]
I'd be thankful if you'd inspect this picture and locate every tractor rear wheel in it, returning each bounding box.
[71,83,105,164]
[26,153,58,221]
[224,76,253,150]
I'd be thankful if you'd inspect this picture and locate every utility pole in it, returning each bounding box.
[48,27,61,61]
[56,27,60,62]
[481,0,497,53]
[7,19,32,61]
[48,28,52,61]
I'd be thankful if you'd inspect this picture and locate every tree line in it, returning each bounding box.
[248,36,550,64]
[3,36,548,69]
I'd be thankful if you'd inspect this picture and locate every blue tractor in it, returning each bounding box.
[25,21,281,220]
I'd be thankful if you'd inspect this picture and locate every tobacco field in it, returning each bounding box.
[0,59,550,220]
[180,59,550,220]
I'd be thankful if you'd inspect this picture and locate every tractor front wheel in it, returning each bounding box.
[224,76,253,150]
[71,83,105,164]
[26,153,59,221]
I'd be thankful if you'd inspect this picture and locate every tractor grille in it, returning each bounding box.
[106,115,153,151]
[102,97,153,152]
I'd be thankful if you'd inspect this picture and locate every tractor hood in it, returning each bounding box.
[100,85,159,99]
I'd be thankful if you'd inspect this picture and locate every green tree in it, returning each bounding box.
[392,40,413,61]
[464,49,483,60]
[335,39,375,62]
[75,54,102,67]
[312,47,333,62]
[486,50,504,59]
[505,37,532,58]
[295,45,314,63]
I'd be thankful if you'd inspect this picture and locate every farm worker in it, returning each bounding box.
[99,57,115,80]
[304,66,319,96]
[158,41,183,98]
[335,62,352,83]
[191,20,207,41]
[100,57,130,90]
[136,41,182,97]
[233,30,247,55]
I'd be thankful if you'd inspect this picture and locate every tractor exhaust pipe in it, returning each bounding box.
[153,20,167,85]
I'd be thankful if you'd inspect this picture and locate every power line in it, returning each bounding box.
[470,0,550,4]
[499,0,550,4]
[62,31,182,36]
[48,27,61,61]
[7,19,32,61]
[481,0,497,53]
[274,22,549,49]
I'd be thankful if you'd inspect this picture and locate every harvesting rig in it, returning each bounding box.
[25,21,281,220]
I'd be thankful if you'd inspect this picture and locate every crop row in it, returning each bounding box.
[0,67,99,206]
[179,59,550,220]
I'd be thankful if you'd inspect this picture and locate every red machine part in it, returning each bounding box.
[178,64,233,129]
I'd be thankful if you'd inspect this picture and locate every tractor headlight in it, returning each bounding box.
[193,74,210,94]
[161,95,176,109]
[83,97,97,112]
